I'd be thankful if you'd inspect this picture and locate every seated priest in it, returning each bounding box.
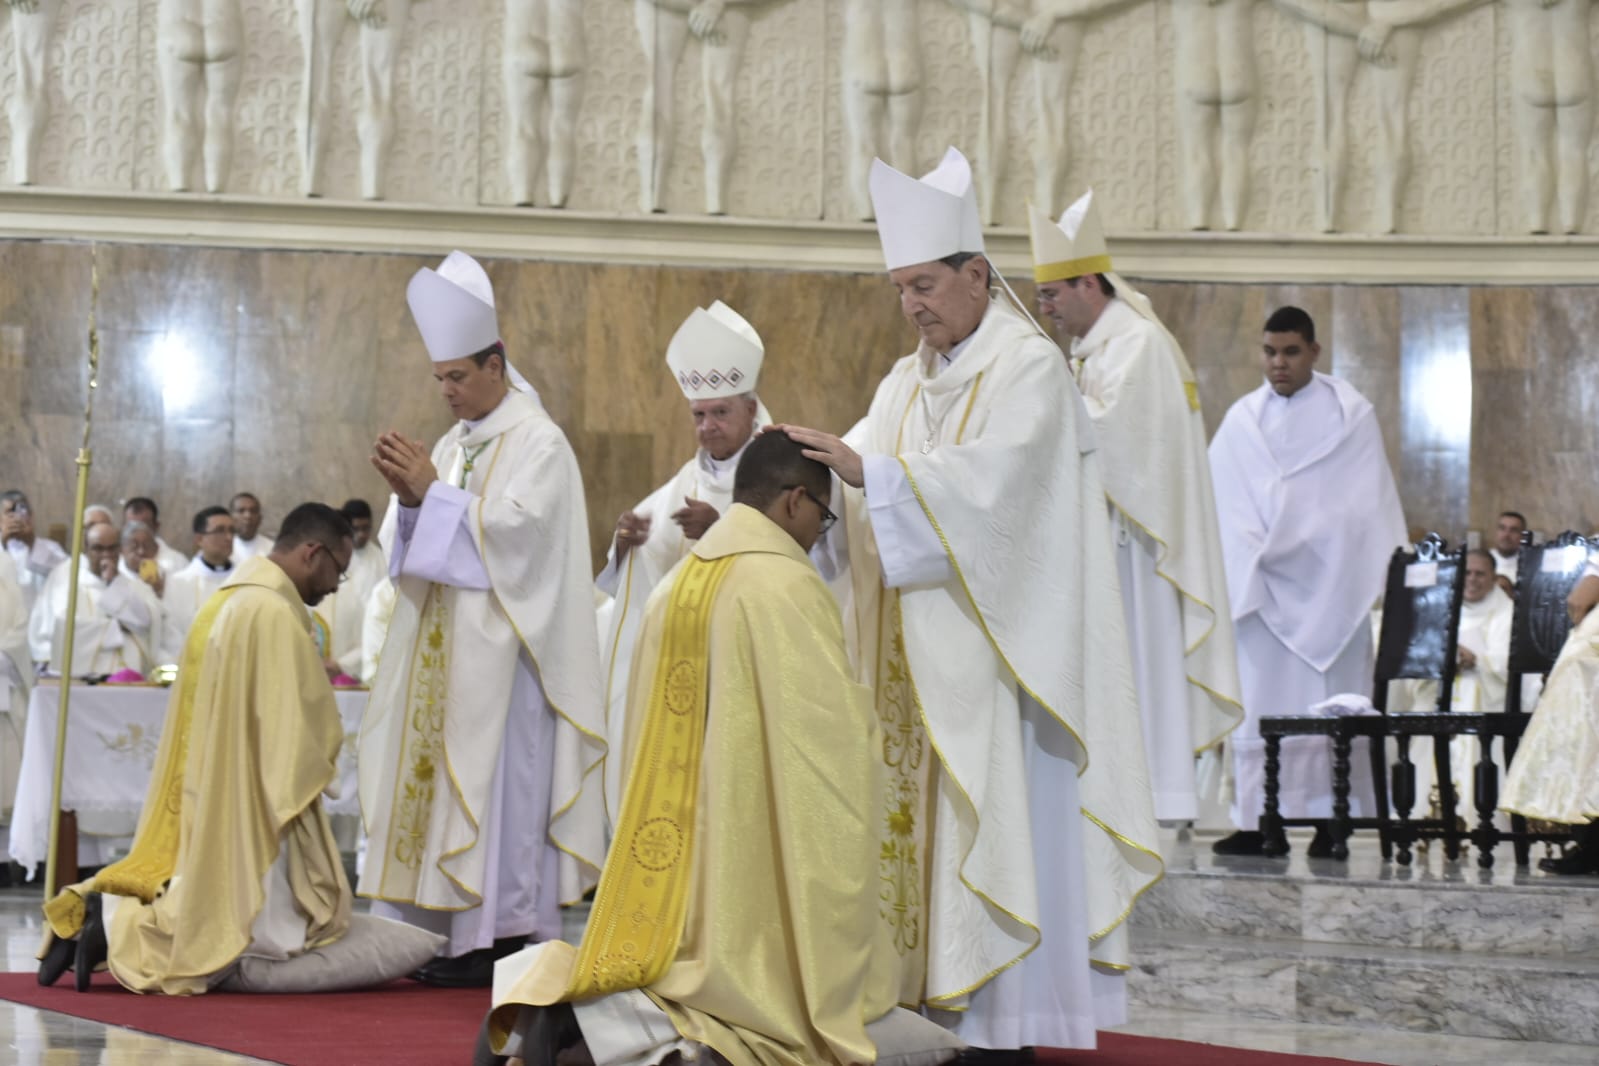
[28,522,162,678]
[37,503,443,994]
[1501,553,1599,874]
[479,432,961,1066]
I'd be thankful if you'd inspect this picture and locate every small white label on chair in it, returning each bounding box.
[1542,545,1586,572]
[1404,562,1438,587]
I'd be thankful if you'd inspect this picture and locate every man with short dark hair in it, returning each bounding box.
[28,522,162,678]
[230,492,274,561]
[161,507,236,662]
[310,499,387,679]
[1491,510,1528,586]
[122,497,189,574]
[360,251,606,988]
[40,503,439,994]
[1209,305,1407,856]
[484,432,901,1066]
[2,490,68,641]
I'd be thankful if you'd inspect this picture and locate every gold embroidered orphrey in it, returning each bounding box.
[565,552,735,999]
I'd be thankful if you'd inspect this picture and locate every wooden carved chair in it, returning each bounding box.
[1258,535,1465,862]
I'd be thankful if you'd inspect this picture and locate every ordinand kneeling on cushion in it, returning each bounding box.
[37,504,443,995]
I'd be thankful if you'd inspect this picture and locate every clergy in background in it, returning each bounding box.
[117,521,168,599]
[122,497,191,575]
[38,504,437,995]
[161,507,236,663]
[1029,192,1243,825]
[484,432,907,1066]
[0,551,30,823]
[310,498,386,679]
[1208,306,1406,857]
[3,490,68,656]
[229,493,275,561]
[360,251,606,988]
[1490,510,1528,585]
[595,300,769,824]
[29,522,162,678]
[781,147,1161,1055]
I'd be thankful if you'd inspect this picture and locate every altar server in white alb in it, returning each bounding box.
[1029,192,1242,824]
[782,148,1160,1055]
[1208,306,1406,857]
[360,251,607,988]
[594,300,769,821]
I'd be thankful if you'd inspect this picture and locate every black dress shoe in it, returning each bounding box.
[414,946,498,988]
[1306,825,1336,858]
[1539,847,1599,875]
[956,1049,1033,1065]
[74,893,106,993]
[37,932,76,987]
[1211,830,1267,856]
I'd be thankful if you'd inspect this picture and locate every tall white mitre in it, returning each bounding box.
[405,250,535,393]
[869,147,985,271]
[665,301,765,400]
[1031,190,1196,384]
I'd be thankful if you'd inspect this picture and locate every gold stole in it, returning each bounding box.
[43,588,238,940]
[566,552,734,997]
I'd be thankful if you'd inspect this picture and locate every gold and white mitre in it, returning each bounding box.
[869,147,985,271]
[665,301,765,400]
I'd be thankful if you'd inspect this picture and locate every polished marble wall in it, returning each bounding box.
[0,241,1591,569]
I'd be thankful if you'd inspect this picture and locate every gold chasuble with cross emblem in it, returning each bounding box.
[490,504,895,1066]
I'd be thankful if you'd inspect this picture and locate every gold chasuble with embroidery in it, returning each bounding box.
[838,297,1163,1008]
[44,557,350,995]
[490,504,893,1066]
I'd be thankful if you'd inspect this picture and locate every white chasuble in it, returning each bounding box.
[836,297,1160,1048]
[1209,374,1406,829]
[30,558,162,677]
[1501,603,1599,824]
[358,388,607,947]
[593,403,769,825]
[1072,298,1243,822]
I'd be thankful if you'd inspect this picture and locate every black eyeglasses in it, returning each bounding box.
[782,484,837,535]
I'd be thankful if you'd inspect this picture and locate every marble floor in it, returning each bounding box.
[0,845,1590,1065]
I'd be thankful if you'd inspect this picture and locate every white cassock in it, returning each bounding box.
[161,556,234,663]
[152,537,189,575]
[1209,372,1407,831]
[358,388,607,957]
[1396,586,1514,816]
[311,540,387,678]
[593,403,769,823]
[829,297,1160,1050]
[1491,548,1519,585]
[1071,298,1243,822]
[9,537,68,661]
[28,558,163,677]
[0,552,31,819]
[232,534,275,562]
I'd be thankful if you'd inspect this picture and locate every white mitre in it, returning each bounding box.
[869,147,985,272]
[406,250,535,393]
[1032,191,1198,401]
[666,300,764,400]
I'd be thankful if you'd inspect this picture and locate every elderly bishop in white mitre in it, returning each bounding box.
[782,148,1160,1054]
[594,300,769,823]
[1029,194,1243,823]
[358,251,607,987]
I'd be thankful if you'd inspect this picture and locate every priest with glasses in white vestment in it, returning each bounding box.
[1028,192,1243,826]
[780,147,1161,1058]
[594,300,770,825]
[359,251,607,988]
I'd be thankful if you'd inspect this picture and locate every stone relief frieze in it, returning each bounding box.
[0,0,1588,238]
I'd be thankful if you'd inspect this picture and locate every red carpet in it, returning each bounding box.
[0,972,1383,1065]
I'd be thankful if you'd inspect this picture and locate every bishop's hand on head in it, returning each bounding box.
[767,424,864,489]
